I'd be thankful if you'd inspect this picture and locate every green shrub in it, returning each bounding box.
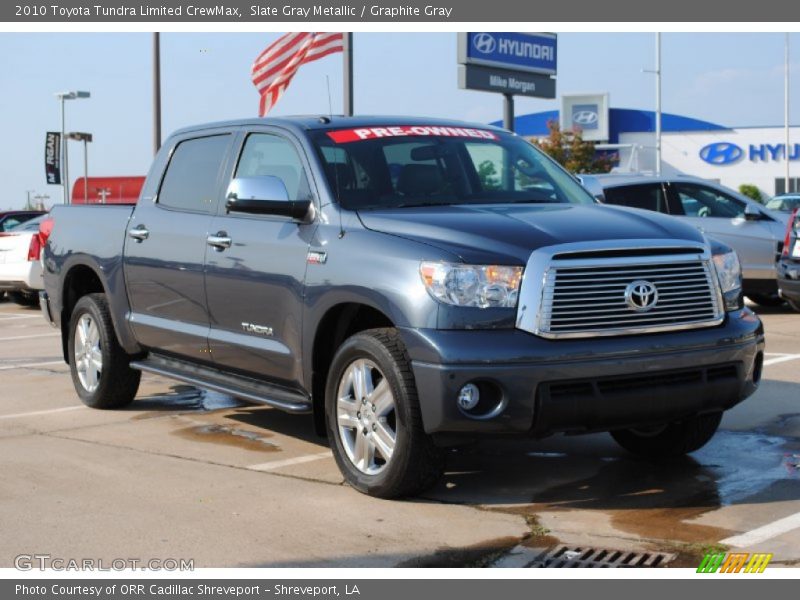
[739,184,763,204]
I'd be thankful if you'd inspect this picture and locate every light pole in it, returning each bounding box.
[785,33,791,193]
[55,91,90,204]
[67,132,93,204]
[25,190,35,210]
[643,33,662,175]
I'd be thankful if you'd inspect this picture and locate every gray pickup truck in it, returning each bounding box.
[41,116,765,498]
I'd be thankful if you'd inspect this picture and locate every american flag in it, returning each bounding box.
[251,32,344,116]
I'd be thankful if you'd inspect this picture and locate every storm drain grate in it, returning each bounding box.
[531,545,675,568]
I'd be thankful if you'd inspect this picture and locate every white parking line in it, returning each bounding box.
[0,314,42,321]
[720,511,800,548]
[247,451,333,472]
[763,354,800,367]
[0,360,65,371]
[0,333,59,341]
[0,405,85,420]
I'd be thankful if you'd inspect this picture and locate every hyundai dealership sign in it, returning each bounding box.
[459,32,557,75]
[699,141,800,165]
[560,93,610,142]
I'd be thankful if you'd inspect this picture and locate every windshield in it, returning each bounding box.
[767,196,800,211]
[311,126,596,210]
[8,215,46,232]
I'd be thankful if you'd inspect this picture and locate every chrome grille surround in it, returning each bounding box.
[516,240,726,339]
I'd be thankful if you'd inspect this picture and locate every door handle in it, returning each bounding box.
[128,226,149,242]
[207,232,232,251]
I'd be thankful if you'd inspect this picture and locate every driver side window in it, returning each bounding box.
[236,133,311,201]
[673,183,744,218]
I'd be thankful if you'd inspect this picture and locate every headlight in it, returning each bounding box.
[419,262,523,308]
[712,251,743,310]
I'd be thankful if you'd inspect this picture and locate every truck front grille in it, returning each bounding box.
[539,260,722,336]
[532,255,725,338]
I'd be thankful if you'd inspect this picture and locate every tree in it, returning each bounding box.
[739,184,763,204]
[534,120,615,174]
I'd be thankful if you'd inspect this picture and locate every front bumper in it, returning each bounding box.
[778,259,800,302]
[402,308,764,437]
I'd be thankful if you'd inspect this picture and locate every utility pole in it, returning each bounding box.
[153,32,162,154]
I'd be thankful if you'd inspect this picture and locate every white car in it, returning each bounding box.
[0,215,48,306]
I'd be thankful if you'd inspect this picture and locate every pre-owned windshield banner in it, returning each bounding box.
[3,0,797,21]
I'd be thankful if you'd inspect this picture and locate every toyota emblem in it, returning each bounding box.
[624,280,659,312]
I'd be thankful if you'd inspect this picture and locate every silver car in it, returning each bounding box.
[579,174,790,307]
[766,194,800,213]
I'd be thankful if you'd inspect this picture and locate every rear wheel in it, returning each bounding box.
[610,412,722,458]
[68,293,140,409]
[8,291,38,306]
[325,328,444,498]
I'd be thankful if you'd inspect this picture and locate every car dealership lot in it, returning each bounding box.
[1,299,798,568]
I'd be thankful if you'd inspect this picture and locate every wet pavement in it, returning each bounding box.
[0,298,798,567]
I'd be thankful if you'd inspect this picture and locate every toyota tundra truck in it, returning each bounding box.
[40,116,765,498]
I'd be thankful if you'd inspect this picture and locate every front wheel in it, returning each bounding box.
[325,328,444,498]
[68,293,140,409]
[786,298,800,313]
[610,412,722,458]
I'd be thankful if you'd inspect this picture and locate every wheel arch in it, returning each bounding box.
[308,301,395,436]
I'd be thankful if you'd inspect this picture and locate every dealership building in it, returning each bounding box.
[508,105,800,197]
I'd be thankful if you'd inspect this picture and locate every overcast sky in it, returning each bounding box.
[0,32,796,209]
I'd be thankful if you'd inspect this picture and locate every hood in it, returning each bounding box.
[357,203,706,264]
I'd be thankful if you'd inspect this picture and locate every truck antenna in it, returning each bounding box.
[326,75,345,239]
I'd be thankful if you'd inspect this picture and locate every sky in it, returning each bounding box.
[0,32,797,209]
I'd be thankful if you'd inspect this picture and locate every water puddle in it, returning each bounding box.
[173,423,281,453]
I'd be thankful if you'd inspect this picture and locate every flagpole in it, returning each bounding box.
[343,32,353,116]
[153,32,162,155]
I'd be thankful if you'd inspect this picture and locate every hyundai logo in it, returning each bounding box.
[624,280,659,312]
[699,142,744,166]
[472,32,496,54]
[572,110,598,126]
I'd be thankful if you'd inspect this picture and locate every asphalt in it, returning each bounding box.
[0,296,798,568]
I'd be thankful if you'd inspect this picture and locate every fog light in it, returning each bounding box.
[457,383,480,411]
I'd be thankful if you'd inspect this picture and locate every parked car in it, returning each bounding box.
[0,210,45,232]
[579,174,789,307]
[778,208,800,312]
[766,194,800,213]
[0,214,49,305]
[42,117,764,498]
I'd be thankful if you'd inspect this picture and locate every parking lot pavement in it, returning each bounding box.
[1,297,799,568]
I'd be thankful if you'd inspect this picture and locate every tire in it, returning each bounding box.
[325,328,445,498]
[610,412,722,458]
[67,293,140,409]
[746,293,785,308]
[8,291,38,306]
[786,298,800,313]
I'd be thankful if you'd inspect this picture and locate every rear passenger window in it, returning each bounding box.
[158,135,231,212]
[603,184,668,213]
